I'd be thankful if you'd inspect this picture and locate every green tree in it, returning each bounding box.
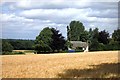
[2,40,13,54]
[108,28,120,50]
[112,28,120,43]
[80,30,89,42]
[88,28,93,43]
[89,28,100,51]
[98,30,109,44]
[51,28,67,52]
[34,27,67,53]
[106,39,120,50]
[35,27,53,53]
[67,26,70,41]
[5,39,34,50]
[34,41,52,53]
[67,21,87,41]
[92,28,99,39]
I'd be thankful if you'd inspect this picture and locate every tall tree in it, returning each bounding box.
[35,27,53,53]
[110,28,120,50]
[67,26,70,41]
[112,28,120,43]
[51,28,67,52]
[98,30,109,44]
[88,28,93,42]
[92,28,99,40]
[67,21,87,41]
[34,27,67,53]
[89,28,100,51]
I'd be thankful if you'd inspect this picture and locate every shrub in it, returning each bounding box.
[2,52,14,55]
[98,43,105,51]
[2,51,25,55]
[2,41,13,52]
[75,47,84,52]
[107,41,120,50]
[13,52,25,55]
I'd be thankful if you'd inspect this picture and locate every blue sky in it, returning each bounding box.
[1,0,119,40]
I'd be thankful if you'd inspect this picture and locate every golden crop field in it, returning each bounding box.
[2,51,120,78]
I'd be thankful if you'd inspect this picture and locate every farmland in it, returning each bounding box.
[2,51,119,78]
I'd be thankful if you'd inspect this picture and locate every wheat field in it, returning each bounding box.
[1,51,119,78]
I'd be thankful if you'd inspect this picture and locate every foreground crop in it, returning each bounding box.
[2,51,119,78]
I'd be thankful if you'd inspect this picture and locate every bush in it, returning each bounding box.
[75,47,84,52]
[24,50,34,53]
[2,52,14,55]
[13,52,25,55]
[2,41,13,52]
[89,40,100,51]
[106,41,120,50]
[89,42,106,51]
[2,51,25,55]
[98,43,105,51]
[35,44,52,53]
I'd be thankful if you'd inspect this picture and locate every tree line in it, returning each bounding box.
[2,20,120,54]
[2,39,34,54]
[67,21,120,51]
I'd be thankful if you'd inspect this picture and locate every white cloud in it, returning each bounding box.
[15,0,92,9]
[1,0,118,39]
[19,8,96,25]
[1,13,67,39]
[19,7,118,24]
[87,8,118,18]
[1,13,33,22]
[5,0,116,10]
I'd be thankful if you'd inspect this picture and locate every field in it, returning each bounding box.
[2,51,120,78]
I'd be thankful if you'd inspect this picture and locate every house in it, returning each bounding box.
[69,41,89,52]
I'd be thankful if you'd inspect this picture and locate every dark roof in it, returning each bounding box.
[70,41,88,49]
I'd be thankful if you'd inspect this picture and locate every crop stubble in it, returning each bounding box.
[2,51,119,78]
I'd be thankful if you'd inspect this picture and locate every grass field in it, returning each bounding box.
[2,51,120,78]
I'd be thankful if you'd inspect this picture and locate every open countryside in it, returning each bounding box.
[1,1,120,79]
[2,51,119,78]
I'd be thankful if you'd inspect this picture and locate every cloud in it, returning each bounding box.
[19,8,88,24]
[14,0,92,9]
[1,13,67,39]
[87,9,118,18]
[19,7,118,24]
[1,0,118,39]
[5,0,117,10]
[1,13,33,22]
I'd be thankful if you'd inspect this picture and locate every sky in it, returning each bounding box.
[0,0,119,40]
